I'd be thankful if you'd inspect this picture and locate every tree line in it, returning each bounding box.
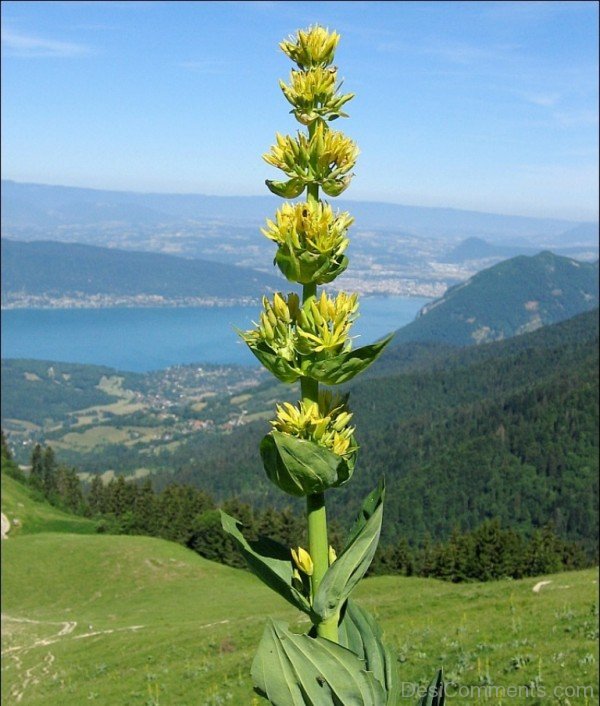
[1,432,590,582]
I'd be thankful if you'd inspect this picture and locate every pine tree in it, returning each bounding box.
[42,446,58,498]
[29,444,44,490]
[56,466,84,513]
[132,478,158,535]
[188,509,244,567]
[88,475,106,515]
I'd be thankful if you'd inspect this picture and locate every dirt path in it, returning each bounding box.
[2,614,146,703]
[1,513,10,539]
[532,580,552,593]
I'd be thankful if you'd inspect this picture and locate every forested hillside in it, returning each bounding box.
[150,310,599,553]
[3,311,597,557]
[391,251,598,346]
[1,239,282,303]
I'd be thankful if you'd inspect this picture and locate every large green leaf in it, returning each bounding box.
[220,511,311,615]
[307,335,394,385]
[313,484,384,622]
[337,599,399,705]
[252,618,387,705]
[260,431,356,497]
[418,669,445,706]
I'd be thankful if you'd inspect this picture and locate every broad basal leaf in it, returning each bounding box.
[252,618,387,705]
[418,669,445,706]
[338,599,399,705]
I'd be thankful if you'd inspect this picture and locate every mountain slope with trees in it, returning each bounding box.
[391,251,598,347]
[147,310,599,554]
[1,239,282,303]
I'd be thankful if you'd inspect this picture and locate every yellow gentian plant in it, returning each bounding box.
[221,25,445,705]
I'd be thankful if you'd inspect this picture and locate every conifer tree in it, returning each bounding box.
[88,475,106,515]
[42,446,58,498]
[29,443,44,490]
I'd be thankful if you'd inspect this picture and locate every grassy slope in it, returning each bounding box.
[1,476,598,705]
[1,472,96,535]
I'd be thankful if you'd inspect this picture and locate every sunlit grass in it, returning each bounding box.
[2,473,598,705]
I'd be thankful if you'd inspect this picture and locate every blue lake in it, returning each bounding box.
[0,296,428,372]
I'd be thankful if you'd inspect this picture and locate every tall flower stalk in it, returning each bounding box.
[222,25,444,705]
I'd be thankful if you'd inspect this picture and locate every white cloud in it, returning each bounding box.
[1,28,91,58]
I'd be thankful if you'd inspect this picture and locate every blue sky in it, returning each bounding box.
[1,1,598,220]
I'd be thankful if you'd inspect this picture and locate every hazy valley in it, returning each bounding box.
[2,180,598,308]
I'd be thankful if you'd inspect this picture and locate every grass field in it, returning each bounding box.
[1,473,96,536]
[1,474,598,705]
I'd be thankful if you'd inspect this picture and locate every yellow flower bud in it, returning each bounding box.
[291,546,314,576]
[328,546,337,565]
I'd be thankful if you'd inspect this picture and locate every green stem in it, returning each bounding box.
[306,182,319,205]
[306,492,338,642]
[301,166,338,643]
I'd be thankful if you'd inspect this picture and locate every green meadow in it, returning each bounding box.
[1,473,598,705]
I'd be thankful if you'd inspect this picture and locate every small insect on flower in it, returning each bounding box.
[262,201,353,257]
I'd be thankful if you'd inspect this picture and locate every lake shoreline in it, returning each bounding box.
[1,292,431,311]
[1,296,430,373]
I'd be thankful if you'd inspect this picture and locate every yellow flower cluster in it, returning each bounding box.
[263,122,358,196]
[261,201,353,259]
[244,292,300,362]
[280,25,340,70]
[271,391,356,458]
[279,66,354,125]
[242,290,359,363]
[296,291,358,356]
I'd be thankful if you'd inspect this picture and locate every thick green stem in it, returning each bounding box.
[301,171,338,643]
[306,492,338,642]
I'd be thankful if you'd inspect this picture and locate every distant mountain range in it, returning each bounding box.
[2,179,597,243]
[3,181,597,299]
[392,251,599,347]
[1,239,282,306]
[442,235,598,264]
